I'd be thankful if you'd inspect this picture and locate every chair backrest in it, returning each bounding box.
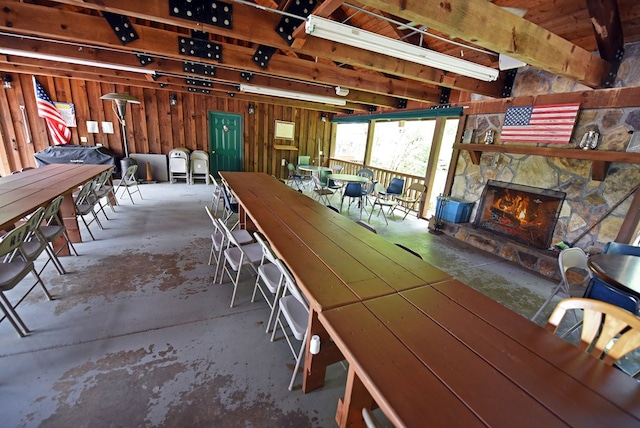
[218,219,239,248]
[603,242,640,256]
[386,178,405,195]
[344,182,362,197]
[221,186,237,213]
[42,195,64,224]
[356,168,374,181]
[123,164,138,182]
[584,278,640,314]
[204,205,217,224]
[405,182,426,195]
[275,259,308,309]
[331,165,343,173]
[546,297,640,365]
[356,220,377,233]
[311,173,323,189]
[373,182,386,195]
[23,207,45,236]
[558,247,592,285]
[297,155,311,166]
[254,232,278,265]
[0,222,30,257]
[75,181,94,204]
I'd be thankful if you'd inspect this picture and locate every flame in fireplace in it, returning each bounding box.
[492,190,540,226]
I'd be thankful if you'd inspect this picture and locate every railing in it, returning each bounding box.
[328,158,426,216]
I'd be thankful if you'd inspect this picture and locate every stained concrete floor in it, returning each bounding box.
[0,179,562,427]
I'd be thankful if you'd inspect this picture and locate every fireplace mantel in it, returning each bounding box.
[452,143,640,181]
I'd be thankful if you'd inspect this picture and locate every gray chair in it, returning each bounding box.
[115,164,142,204]
[20,206,66,276]
[74,181,104,240]
[0,222,52,337]
[39,195,79,258]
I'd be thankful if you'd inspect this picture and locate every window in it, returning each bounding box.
[333,122,368,164]
[370,120,435,175]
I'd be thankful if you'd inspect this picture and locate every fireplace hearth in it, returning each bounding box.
[474,180,566,249]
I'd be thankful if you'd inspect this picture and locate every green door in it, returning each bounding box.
[208,111,243,178]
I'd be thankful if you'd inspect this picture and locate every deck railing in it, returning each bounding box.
[328,158,427,217]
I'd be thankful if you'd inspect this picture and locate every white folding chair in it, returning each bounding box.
[251,232,285,333]
[218,221,262,307]
[204,206,252,283]
[209,174,224,216]
[270,259,310,390]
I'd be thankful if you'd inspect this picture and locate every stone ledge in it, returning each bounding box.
[437,221,562,281]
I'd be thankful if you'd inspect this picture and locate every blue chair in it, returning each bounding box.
[386,178,405,198]
[341,182,363,218]
[584,277,640,314]
[603,242,640,256]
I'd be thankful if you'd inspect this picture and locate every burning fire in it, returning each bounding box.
[492,191,540,226]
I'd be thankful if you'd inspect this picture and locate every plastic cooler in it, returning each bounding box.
[436,197,474,223]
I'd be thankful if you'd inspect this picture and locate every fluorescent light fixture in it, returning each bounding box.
[239,84,347,106]
[0,48,157,75]
[305,15,499,82]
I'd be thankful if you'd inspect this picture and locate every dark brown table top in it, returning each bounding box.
[321,278,640,427]
[220,172,450,312]
[588,253,640,298]
[0,164,112,230]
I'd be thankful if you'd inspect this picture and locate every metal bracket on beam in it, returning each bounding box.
[182,61,216,77]
[102,12,139,45]
[439,87,451,105]
[253,45,277,69]
[169,0,233,29]
[240,71,254,82]
[501,69,518,98]
[179,37,222,62]
[135,52,154,66]
[275,0,317,45]
[397,99,408,109]
[186,78,213,88]
[188,87,211,94]
[603,47,625,88]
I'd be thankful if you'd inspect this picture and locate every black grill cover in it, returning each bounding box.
[34,145,120,173]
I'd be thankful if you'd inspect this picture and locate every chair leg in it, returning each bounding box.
[31,269,53,301]
[0,291,29,337]
[288,331,308,391]
[531,281,566,322]
[0,293,29,336]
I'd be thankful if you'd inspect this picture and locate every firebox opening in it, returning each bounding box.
[474,180,566,249]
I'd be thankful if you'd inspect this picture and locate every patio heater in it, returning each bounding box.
[100,92,140,176]
[100,92,140,158]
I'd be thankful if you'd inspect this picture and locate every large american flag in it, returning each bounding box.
[501,103,580,144]
[33,77,71,145]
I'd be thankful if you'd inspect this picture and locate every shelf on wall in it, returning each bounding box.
[274,144,298,151]
[453,143,640,181]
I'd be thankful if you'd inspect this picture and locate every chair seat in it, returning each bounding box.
[0,261,33,291]
[39,225,64,241]
[258,263,282,294]
[279,294,308,340]
[223,242,262,271]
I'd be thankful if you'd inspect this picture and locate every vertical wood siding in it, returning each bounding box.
[0,75,332,179]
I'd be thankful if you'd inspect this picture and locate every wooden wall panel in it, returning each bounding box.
[0,73,334,178]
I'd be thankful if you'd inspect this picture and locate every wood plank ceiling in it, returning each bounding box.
[0,0,638,113]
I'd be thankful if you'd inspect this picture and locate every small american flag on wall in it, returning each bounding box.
[33,76,71,145]
[501,103,580,144]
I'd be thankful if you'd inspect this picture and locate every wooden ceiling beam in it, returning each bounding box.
[356,0,611,87]
[586,0,625,62]
[0,1,438,104]
[39,0,501,96]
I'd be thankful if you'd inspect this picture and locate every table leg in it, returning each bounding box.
[238,204,247,230]
[302,309,344,393]
[55,193,80,256]
[336,366,374,428]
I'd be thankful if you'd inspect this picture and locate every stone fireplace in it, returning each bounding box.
[474,180,566,249]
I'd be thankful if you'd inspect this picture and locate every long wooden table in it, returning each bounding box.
[221,172,640,427]
[0,164,113,252]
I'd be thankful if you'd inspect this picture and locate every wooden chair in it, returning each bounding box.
[545,297,640,366]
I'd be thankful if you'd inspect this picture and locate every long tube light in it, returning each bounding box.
[305,15,499,82]
[0,48,157,75]
[239,84,347,106]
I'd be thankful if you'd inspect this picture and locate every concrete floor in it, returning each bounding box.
[0,179,561,427]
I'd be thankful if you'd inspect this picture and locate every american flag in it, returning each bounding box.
[33,77,71,145]
[501,103,580,144]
